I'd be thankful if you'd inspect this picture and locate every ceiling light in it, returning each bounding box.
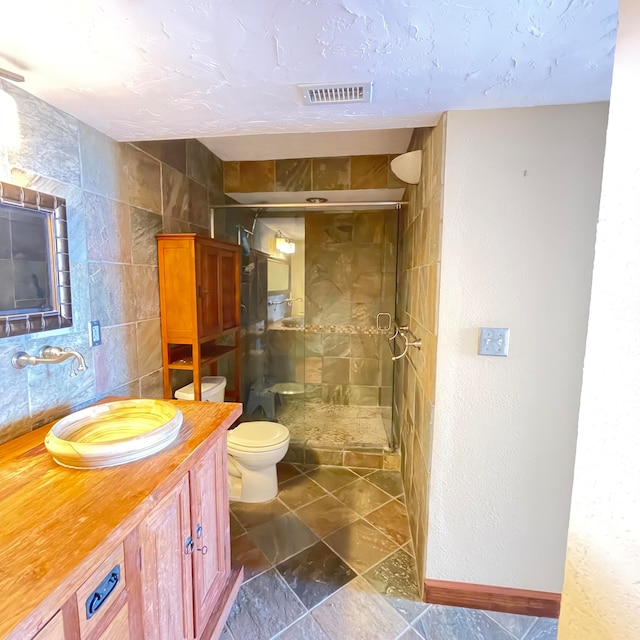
[306,197,328,203]
[390,150,422,184]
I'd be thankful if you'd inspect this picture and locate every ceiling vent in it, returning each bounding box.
[298,82,373,105]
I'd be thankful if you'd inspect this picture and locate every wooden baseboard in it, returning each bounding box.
[423,579,561,618]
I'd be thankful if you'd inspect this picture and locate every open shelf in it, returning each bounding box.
[167,343,237,370]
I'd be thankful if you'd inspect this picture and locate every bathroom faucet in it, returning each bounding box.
[284,297,302,307]
[12,346,88,377]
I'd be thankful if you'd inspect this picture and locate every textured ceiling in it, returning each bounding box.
[0,0,617,155]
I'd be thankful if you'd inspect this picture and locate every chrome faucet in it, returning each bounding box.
[284,297,302,307]
[12,346,88,377]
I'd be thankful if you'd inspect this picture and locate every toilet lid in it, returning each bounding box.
[227,421,289,449]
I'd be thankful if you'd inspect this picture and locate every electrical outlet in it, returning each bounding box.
[89,320,102,347]
[479,327,510,357]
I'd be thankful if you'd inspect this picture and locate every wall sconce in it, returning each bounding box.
[275,231,296,254]
[390,150,422,184]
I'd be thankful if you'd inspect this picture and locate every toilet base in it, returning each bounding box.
[228,462,279,503]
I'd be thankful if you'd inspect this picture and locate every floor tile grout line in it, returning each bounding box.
[484,610,539,640]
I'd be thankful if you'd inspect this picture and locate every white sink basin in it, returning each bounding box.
[45,399,183,469]
[282,316,304,328]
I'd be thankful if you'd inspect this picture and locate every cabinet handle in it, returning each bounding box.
[85,565,120,620]
[197,545,208,555]
[185,536,194,555]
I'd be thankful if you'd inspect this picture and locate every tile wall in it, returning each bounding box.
[223,155,404,193]
[394,117,446,585]
[0,80,225,444]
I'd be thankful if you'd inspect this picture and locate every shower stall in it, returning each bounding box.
[217,201,404,460]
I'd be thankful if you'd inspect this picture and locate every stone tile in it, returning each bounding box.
[306,467,359,492]
[219,624,234,640]
[322,334,350,357]
[93,324,138,394]
[126,144,161,213]
[282,442,305,464]
[79,122,128,202]
[83,191,131,263]
[277,475,327,510]
[349,386,380,407]
[351,155,389,189]
[343,450,383,469]
[295,494,360,539]
[366,499,411,545]
[353,211,385,244]
[231,533,272,582]
[89,262,135,326]
[227,569,306,640]
[325,519,398,574]
[350,358,380,386]
[249,512,318,565]
[110,379,140,398]
[230,497,289,530]
[398,628,425,640]
[312,157,350,191]
[352,272,382,303]
[277,614,330,640]
[135,318,162,377]
[139,370,163,399]
[484,610,537,638]
[161,164,189,220]
[304,448,344,466]
[276,540,356,609]
[311,576,407,640]
[276,158,312,191]
[135,140,187,174]
[188,178,209,229]
[238,160,275,192]
[322,357,350,384]
[130,207,162,266]
[132,265,160,321]
[186,139,211,187]
[223,161,241,192]
[523,618,558,640]
[413,605,516,640]
[365,470,404,497]
[277,462,302,485]
[4,81,81,187]
[305,357,323,383]
[229,511,245,540]
[363,548,427,622]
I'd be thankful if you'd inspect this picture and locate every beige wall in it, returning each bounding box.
[427,103,608,591]
[0,80,224,443]
[395,117,446,582]
[559,1,640,637]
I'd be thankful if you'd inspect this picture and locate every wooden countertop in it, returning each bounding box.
[0,399,241,640]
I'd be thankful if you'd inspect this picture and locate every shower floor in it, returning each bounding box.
[275,401,390,448]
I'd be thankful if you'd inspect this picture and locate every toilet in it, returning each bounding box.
[227,421,290,503]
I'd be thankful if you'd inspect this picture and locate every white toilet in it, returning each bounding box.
[227,421,290,503]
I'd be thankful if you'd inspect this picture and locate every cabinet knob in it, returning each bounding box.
[196,545,208,555]
[196,524,203,539]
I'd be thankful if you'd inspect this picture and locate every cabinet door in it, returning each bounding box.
[94,604,130,640]
[189,440,230,638]
[220,250,239,330]
[33,611,64,640]
[139,475,194,640]
[197,243,222,338]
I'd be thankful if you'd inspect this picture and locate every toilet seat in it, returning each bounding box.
[227,421,289,451]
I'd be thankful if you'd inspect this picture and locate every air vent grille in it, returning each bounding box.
[298,82,373,105]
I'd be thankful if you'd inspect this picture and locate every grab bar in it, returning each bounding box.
[389,325,422,361]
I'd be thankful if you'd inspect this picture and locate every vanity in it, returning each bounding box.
[0,398,243,640]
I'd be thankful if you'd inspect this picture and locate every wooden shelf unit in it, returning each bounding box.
[157,234,241,402]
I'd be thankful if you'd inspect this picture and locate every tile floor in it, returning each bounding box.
[275,402,390,448]
[222,463,559,640]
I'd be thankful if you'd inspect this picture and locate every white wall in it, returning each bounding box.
[559,1,640,637]
[427,103,608,591]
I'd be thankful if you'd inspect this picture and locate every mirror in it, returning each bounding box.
[0,180,72,338]
[267,257,290,294]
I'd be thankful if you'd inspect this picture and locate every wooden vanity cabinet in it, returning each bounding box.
[157,234,241,402]
[0,400,242,640]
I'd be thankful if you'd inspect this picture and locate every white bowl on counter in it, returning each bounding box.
[44,399,183,469]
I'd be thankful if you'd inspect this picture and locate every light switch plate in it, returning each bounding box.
[89,320,102,347]
[479,327,509,356]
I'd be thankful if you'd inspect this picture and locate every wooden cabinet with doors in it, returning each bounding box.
[0,399,243,640]
[157,234,241,401]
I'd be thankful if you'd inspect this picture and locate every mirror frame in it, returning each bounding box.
[0,180,72,338]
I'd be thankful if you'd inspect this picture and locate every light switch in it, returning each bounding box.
[479,327,509,357]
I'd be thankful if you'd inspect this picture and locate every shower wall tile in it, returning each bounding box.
[276,159,312,192]
[312,157,350,190]
[238,160,275,192]
[188,178,209,229]
[162,164,190,220]
[322,334,350,357]
[223,161,241,192]
[351,155,389,189]
[394,117,447,584]
[84,192,132,263]
[322,357,350,385]
[186,139,211,187]
[131,208,163,266]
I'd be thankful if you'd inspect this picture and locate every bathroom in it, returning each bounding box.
[0,0,634,630]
